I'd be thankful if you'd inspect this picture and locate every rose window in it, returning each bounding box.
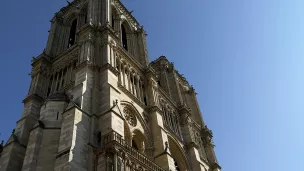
[123,108,137,127]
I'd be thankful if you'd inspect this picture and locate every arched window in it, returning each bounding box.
[121,25,128,51]
[168,137,188,171]
[132,139,139,150]
[68,19,77,48]
[84,12,88,24]
[97,132,101,146]
[111,13,115,29]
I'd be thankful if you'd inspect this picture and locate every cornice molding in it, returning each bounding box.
[146,105,162,114]
[100,63,120,76]
[22,94,45,104]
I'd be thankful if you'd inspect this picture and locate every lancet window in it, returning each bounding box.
[121,24,128,51]
[161,104,182,138]
[132,139,139,150]
[46,59,77,97]
[116,58,147,105]
[68,19,77,48]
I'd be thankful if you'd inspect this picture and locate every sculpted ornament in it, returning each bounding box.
[123,107,137,127]
[143,112,149,123]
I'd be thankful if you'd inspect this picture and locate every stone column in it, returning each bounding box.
[117,60,122,84]
[130,33,136,56]
[131,73,136,96]
[57,24,68,55]
[136,75,141,99]
[127,70,131,92]
[114,18,122,37]
[110,44,115,67]
[137,29,149,66]
[122,65,126,87]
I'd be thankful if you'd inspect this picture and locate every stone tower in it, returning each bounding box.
[0,0,221,171]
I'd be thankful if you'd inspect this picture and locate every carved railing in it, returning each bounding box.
[101,131,165,171]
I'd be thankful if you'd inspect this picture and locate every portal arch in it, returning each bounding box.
[168,135,191,171]
[121,101,154,157]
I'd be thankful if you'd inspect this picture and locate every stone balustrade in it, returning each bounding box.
[98,131,165,171]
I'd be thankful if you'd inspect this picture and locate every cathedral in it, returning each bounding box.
[0,0,221,171]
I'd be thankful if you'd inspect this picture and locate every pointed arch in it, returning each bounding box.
[120,101,154,155]
[132,129,147,154]
[121,21,133,51]
[64,12,79,26]
[167,135,191,171]
[67,19,78,48]
[79,3,89,27]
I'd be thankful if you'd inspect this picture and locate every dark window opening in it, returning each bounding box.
[47,88,51,97]
[73,60,77,68]
[121,25,128,51]
[157,81,161,86]
[47,76,53,96]
[62,69,66,86]
[97,132,101,145]
[132,140,139,150]
[56,82,60,91]
[111,14,115,28]
[144,97,147,106]
[68,19,78,48]
[174,159,180,171]
[85,13,88,24]
[56,112,59,120]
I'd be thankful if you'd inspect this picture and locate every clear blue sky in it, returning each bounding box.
[0,0,303,170]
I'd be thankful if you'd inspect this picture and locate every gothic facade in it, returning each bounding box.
[0,0,221,171]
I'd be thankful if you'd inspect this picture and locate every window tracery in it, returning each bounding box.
[160,102,182,139]
[123,107,137,127]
